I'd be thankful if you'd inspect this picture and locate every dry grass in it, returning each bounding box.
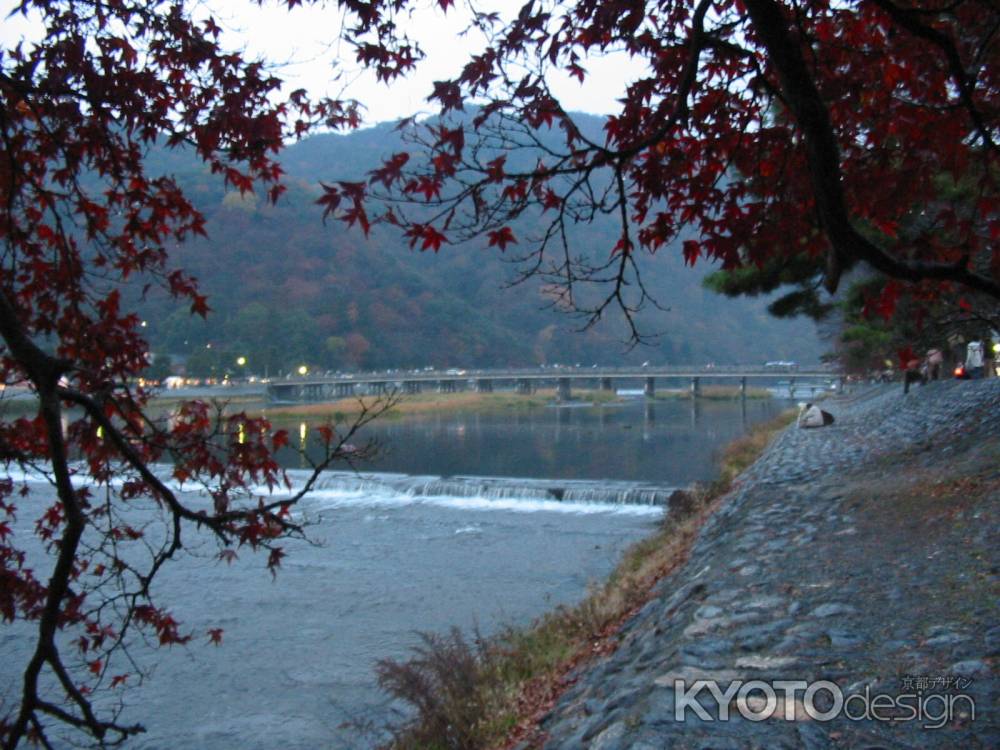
[699,384,772,400]
[713,408,797,486]
[377,408,797,750]
[254,388,636,420]
[256,390,560,420]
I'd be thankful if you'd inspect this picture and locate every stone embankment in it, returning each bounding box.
[536,380,999,749]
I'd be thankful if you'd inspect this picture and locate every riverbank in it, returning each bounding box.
[532,379,999,749]
[2,384,774,422]
[376,409,799,749]
[380,380,999,749]
[0,388,599,420]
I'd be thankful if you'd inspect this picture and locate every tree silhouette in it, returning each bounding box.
[0,0,391,746]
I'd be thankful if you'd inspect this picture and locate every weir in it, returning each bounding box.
[308,471,681,507]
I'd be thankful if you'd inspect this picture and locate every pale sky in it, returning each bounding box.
[2,0,645,126]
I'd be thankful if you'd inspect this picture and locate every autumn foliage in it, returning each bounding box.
[0,0,385,746]
[322,0,999,338]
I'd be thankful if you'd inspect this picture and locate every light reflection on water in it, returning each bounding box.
[272,397,784,484]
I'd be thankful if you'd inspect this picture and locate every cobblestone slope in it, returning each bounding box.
[536,380,999,750]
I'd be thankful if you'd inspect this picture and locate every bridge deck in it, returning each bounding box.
[268,367,833,388]
[265,367,838,403]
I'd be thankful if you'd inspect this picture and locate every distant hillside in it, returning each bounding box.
[134,115,823,376]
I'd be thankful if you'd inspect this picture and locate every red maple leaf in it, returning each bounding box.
[682,240,701,266]
[487,227,517,250]
[189,294,210,318]
[420,226,448,252]
[611,237,632,256]
[485,156,506,183]
[271,430,289,450]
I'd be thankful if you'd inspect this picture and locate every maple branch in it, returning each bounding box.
[280,392,399,507]
[866,0,999,155]
[55,387,215,539]
[0,292,116,748]
[743,0,1000,299]
[6,403,92,749]
[603,0,714,161]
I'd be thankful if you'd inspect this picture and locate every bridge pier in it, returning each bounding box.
[644,376,655,398]
[476,379,493,393]
[788,377,796,398]
[404,381,422,395]
[739,376,747,400]
[690,377,701,398]
[516,379,534,395]
[438,380,456,393]
[600,377,613,392]
[557,377,572,401]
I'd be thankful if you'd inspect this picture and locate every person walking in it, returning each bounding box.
[902,355,925,394]
[965,340,985,379]
[926,348,943,380]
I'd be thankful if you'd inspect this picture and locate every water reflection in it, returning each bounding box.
[298,422,309,468]
[271,398,788,486]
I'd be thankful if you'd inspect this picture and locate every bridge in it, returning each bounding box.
[265,365,840,404]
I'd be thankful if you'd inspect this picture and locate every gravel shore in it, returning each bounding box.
[535,379,999,749]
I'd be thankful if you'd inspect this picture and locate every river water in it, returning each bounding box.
[0,397,786,749]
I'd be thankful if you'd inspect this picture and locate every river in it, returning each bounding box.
[0,396,787,749]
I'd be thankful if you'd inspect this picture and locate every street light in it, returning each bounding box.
[298,365,308,376]
[236,356,247,367]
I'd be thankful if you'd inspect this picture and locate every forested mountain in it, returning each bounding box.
[135,116,823,376]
